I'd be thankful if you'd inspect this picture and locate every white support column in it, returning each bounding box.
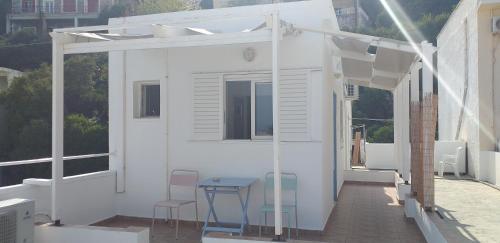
[401,76,411,182]
[410,63,421,103]
[421,41,436,209]
[50,33,65,223]
[410,62,421,195]
[422,42,434,94]
[393,85,401,174]
[271,12,283,238]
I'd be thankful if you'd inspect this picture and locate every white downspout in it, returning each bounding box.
[271,11,283,239]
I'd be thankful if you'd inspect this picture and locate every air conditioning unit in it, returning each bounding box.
[344,83,359,100]
[492,16,500,33]
[0,199,34,243]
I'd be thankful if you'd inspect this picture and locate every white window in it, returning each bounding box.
[224,79,272,140]
[134,81,160,118]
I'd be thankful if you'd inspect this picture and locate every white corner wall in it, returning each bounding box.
[479,151,500,186]
[437,0,481,178]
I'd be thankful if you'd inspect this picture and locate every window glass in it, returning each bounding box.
[225,81,251,139]
[255,83,273,136]
[140,84,160,118]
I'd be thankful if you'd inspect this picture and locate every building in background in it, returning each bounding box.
[6,0,113,34]
[199,0,368,29]
[0,67,22,91]
[332,0,368,29]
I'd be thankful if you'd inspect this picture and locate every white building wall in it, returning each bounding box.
[438,0,481,177]
[438,0,500,178]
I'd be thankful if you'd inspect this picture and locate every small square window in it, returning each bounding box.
[134,82,160,118]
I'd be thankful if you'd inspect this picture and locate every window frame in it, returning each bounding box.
[224,75,272,141]
[133,80,161,119]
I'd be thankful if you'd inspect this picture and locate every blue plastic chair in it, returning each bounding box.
[258,172,298,239]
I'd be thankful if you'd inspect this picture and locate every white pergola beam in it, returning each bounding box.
[272,11,283,238]
[295,25,419,53]
[63,30,272,54]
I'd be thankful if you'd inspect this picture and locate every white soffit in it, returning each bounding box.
[373,47,416,75]
[341,58,372,80]
[332,33,418,90]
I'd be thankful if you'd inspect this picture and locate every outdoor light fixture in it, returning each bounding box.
[243,47,256,62]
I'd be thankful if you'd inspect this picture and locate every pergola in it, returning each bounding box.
[50,10,436,238]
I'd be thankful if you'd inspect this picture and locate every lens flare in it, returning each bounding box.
[380,0,497,148]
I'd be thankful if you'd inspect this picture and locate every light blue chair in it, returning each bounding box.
[258,172,298,239]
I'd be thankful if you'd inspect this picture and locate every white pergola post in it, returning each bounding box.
[410,62,421,195]
[271,12,283,238]
[401,76,411,182]
[50,33,65,223]
[421,41,436,209]
[393,85,401,175]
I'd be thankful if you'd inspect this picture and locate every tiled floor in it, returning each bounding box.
[94,182,425,243]
[434,176,500,243]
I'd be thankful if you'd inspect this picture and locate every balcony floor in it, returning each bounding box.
[93,182,425,243]
[433,176,500,243]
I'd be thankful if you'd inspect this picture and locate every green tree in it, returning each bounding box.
[135,0,188,15]
[0,54,108,162]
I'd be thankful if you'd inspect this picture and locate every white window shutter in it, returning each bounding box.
[280,70,311,141]
[192,73,223,140]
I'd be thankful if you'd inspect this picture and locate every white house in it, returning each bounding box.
[437,0,500,186]
[106,0,349,231]
[0,0,433,241]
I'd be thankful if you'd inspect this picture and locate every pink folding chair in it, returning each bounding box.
[152,169,199,239]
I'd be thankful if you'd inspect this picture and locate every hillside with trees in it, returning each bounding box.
[0,0,194,186]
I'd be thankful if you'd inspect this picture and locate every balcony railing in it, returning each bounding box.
[0,153,110,187]
[10,3,99,16]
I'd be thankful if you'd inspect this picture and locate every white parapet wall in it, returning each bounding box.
[344,169,396,184]
[0,170,116,225]
[365,143,396,170]
[479,151,500,187]
[404,197,446,243]
[35,225,149,243]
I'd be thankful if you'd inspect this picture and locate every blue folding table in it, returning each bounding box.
[198,177,257,236]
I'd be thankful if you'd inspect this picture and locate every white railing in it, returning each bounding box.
[0,153,111,167]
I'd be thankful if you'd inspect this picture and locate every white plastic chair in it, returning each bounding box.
[438,146,463,178]
[152,169,199,239]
